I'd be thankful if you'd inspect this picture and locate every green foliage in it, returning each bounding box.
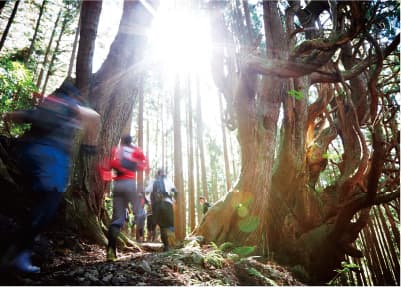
[327,261,360,285]
[0,56,37,136]
[238,215,259,233]
[246,267,277,285]
[205,242,225,268]
[218,241,235,252]
[288,89,304,100]
[233,245,256,257]
[322,152,341,161]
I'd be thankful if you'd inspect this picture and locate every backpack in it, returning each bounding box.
[151,177,166,204]
[113,146,138,173]
[120,146,138,171]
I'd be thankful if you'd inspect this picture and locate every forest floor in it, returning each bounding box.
[0,231,304,286]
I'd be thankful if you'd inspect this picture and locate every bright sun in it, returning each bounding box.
[148,4,212,74]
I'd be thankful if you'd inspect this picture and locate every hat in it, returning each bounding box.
[121,135,132,145]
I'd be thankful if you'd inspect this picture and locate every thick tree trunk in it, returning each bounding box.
[75,0,102,99]
[65,0,159,244]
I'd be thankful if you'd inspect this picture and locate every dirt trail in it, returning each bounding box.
[0,238,303,286]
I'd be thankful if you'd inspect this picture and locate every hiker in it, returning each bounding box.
[0,80,100,273]
[144,182,156,242]
[144,168,177,251]
[103,135,148,261]
[133,190,146,243]
[199,196,211,215]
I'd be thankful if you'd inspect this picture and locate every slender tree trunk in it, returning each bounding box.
[187,75,196,231]
[0,0,19,52]
[36,9,61,89]
[137,76,144,192]
[0,0,7,14]
[25,0,47,63]
[173,75,185,240]
[67,4,81,79]
[42,15,69,95]
[195,75,208,200]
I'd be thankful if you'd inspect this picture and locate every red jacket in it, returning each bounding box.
[109,145,148,180]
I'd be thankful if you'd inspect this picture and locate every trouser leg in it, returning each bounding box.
[158,201,175,251]
[2,191,62,272]
[107,225,120,253]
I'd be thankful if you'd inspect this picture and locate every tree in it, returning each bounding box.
[75,0,102,99]
[173,75,185,241]
[36,9,61,89]
[25,0,47,64]
[0,0,20,52]
[64,0,160,244]
[196,1,400,284]
[186,75,196,231]
[195,75,208,200]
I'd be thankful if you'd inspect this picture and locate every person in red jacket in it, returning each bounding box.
[105,134,148,261]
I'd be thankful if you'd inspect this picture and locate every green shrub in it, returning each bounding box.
[0,56,37,136]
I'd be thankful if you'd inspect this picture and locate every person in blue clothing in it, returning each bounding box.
[0,80,100,273]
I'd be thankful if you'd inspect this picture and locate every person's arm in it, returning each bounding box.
[3,110,32,124]
[78,105,101,155]
[132,146,149,173]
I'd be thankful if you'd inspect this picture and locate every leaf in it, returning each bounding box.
[237,205,249,218]
[238,216,259,233]
[233,246,256,257]
[219,242,234,251]
[288,89,304,100]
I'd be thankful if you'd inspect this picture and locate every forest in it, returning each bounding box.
[0,0,399,286]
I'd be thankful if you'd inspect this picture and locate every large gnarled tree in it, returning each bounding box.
[196,1,399,283]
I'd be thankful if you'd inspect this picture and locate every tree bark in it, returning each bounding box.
[196,1,399,284]
[0,0,19,52]
[75,0,102,99]
[25,0,47,63]
[173,75,185,241]
[195,75,208,200]
[66,0,159,244]
[36,9,61,89]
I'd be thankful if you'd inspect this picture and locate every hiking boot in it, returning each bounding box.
[166,229,176,249]
[11,250,40,273]
[106,247,117,262]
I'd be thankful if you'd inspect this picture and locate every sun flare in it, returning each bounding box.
[148,5,212,74]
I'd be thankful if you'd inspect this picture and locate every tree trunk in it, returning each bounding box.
[197,1,399,284]
[75,0,102,99]
[67,3,81,79]
[186,75,196,231]
[42,14,69,95]
[195,75,208,200]
[136,75,144,192]
[25,0,47,63]
[0,0,19,52]
[173,75,185,241]
[65,0,159,244]
[36,9,61,89]
[218,91,231,192]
